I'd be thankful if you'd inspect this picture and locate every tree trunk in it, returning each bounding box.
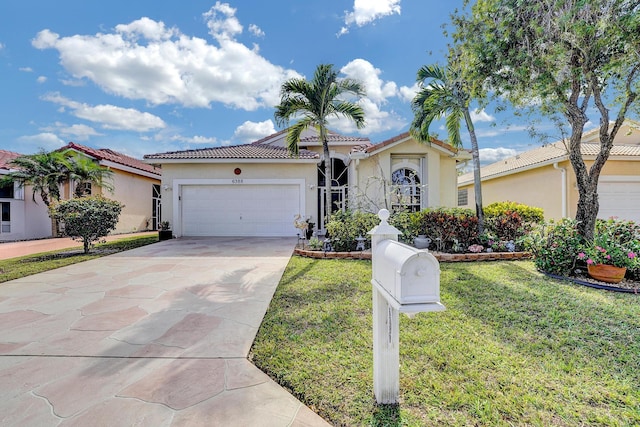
[463,109,484,235]
[320,126,332,228]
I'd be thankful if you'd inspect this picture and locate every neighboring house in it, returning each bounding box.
[61,142,163,234]
[457,120,640,223]
[144,128,470,237]
[0,150,51,241]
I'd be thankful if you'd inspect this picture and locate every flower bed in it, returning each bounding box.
[293,246,531,262]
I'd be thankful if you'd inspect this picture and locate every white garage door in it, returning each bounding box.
[598,180,640,223]
[181,184,301,236]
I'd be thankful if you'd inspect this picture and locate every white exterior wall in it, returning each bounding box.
[0,186,51,241]
[102,171,160,234]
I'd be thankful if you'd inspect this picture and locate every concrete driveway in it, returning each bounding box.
[0,237,330,426]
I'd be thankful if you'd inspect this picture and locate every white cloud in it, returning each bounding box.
[19,67,33,72]
[334,59,406,134]
[340,0,401,35]
[398,82,419,103]
[249,24,265,38]
[233,119,276,142]
[42,93,166,132]
[479,147,518,164]
[17,132,66,151]
[172,135,218,144]
[470,109,495,123]
[330,97,406,135]
[37,76,47,83]
[32,7,300,111]
[340,59,397,104]
[42,122,102,141]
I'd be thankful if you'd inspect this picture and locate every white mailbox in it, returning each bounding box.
[372,239,441,307]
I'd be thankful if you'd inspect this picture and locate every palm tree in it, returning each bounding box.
[62,150,114,197]
[274,63,366,225]
[410,63,485,234]
[2,150,69,207]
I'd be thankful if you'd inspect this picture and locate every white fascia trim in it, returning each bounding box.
[172,178,307,238]
[144,158,318,165]
[99,160,161,180]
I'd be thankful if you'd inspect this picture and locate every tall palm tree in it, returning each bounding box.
[274,63,366,225]
[2,150,69,207]
[410,63,485,233]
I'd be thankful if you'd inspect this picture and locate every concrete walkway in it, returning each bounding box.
[0,237,331,426]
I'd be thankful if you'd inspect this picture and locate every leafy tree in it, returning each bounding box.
[453,0,640,240]
[410,63,485,233]
[274,63,366,224]
[49,196,123,253]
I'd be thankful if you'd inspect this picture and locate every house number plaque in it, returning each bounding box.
[232,179,243,184]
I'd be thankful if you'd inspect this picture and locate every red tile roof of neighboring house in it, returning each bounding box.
[144,143,319,160]
[63,142,161,176]
[0,150,22,171]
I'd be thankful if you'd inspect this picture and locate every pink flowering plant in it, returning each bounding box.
[578,218,640,270]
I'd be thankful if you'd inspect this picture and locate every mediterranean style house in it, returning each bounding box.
[144,128,471,237]
[457,120,640,223]
[61,142,163,234]
[0,144,162,241]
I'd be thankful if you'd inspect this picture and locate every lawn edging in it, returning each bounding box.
[293,247,531,262]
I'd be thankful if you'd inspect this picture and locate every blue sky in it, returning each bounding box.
[0,0,567,163]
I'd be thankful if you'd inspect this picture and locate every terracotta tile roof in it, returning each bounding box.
[63,142,161,176]
[0,149,22,171]
[352,131,460,155]
[458,142,640,185]
[144,143,319,160]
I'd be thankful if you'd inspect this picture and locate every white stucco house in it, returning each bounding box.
[144,128,471,238]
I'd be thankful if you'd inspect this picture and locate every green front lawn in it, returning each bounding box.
[0,234,159,283]
[251,258,640,426]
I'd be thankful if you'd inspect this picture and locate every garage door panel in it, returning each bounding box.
[598,181,640,223]
[181,184,301,236]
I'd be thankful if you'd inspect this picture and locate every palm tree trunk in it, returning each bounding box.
[463,109,484,234]
[320,126,332,228]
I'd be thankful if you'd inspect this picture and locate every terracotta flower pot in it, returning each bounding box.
[587,264,627,284]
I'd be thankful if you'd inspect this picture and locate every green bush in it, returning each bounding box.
[485,201,544,224]
[388,211,419,243]
[524,219,583,276]
[50,196,124,253]
[415,207,478,252]
[325,210,379,251]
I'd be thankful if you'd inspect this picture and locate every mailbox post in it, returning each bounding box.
[368,209,445,404]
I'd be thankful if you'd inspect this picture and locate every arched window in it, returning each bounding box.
[391,168,421,212]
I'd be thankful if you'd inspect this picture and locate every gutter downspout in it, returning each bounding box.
[553,162,567,218]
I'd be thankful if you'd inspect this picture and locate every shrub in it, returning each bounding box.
[524,219,583,276]
[388,211,419,243]
[325,210,379,251]
[485,201,544,224]
[49,196,124,254]
[415,207,478,252]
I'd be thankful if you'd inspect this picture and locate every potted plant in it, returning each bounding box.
[158,221,173,241]
[578,240,638,283]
